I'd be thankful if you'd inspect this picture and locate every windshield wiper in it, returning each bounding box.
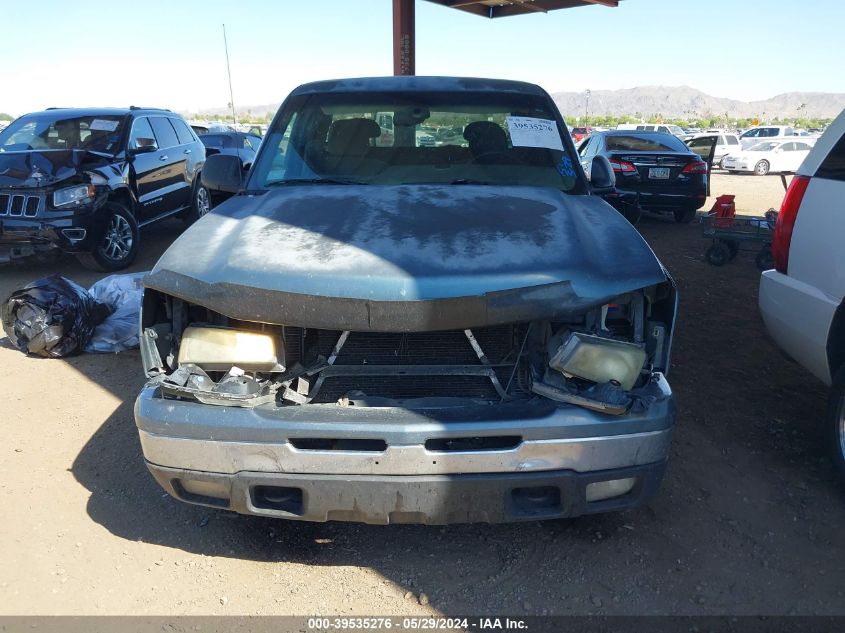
[265,177,365,187]
[448,179,494,185]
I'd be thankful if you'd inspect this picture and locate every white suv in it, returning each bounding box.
[759,109,845,480]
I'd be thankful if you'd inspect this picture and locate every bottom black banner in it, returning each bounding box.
[1,616,844,633]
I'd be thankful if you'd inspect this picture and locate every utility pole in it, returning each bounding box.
[223,24,237,125]
[584,89,591,127]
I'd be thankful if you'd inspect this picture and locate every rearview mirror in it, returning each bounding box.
[590,155,616,192]
[202,154,244,194]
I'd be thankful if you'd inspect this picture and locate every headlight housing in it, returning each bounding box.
[177,326,284,372]
[52,184,94,208]
[549,332,647,391]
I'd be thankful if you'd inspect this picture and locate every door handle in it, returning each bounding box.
[184,149,192,154]
[159,155,169,161]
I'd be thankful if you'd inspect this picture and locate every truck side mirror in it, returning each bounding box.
[590,155,616,193]
[202,154,244,194]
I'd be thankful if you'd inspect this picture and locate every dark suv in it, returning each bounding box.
[0,107,208,270]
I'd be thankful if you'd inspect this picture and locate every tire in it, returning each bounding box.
[719,156,728,169]
[182,179,212,226]
[623,204,642,226]
[674,207,697,224]
[755,248,774,270]
[754,160,770,176]
[827,366,845,487]
[726,240,740,260]
[75,204,139,272]
[705,242,731,266]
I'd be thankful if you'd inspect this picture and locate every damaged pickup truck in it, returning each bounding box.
[135,76,678,524]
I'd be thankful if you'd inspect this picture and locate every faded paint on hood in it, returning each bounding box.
[145,184,669,331]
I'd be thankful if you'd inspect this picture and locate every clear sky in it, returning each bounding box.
[1,0,843,117]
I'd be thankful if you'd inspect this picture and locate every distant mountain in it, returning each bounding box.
[193,103,279,119]
[551,86,845,120]
[191,86,845,122]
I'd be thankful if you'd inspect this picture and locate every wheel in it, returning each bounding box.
[754,160,770,176]
[674,207,697,223]
[75,204,139,271]
[755,247,774,270]
[726,240,740,260]
[625,205,643,226]
[182,179,212,225]
[719,156,728,169]
[827,366,845,486]
[705,242,731,266]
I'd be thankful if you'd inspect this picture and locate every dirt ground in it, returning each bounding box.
[2,172,843,617]
[705,169,792,215]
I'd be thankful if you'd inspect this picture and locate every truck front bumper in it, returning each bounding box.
[135,374,675,524]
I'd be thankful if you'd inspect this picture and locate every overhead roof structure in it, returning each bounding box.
[424,0,618,19]
[394,0,620,74]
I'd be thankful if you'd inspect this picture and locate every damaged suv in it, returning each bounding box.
[135,77,678,524]
[0,107,207,270]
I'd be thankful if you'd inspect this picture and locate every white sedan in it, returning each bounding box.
[723,139,816,175]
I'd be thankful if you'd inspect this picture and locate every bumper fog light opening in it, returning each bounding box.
[61,228,87,243]
[173,478,230,508]
[585,477,636,503]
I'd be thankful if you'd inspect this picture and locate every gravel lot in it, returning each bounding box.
[3,173,842,617]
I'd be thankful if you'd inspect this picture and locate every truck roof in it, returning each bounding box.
[290,76,549,96]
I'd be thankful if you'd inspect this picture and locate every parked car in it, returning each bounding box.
[686,132,741,168]
[739,125,796,149]
[579,130,708,223]
[199,131,261,167]
[134,76,679,525]
[0,107,207,270]
[722,139,816,176]
[189,122,235,136]
[571,126,592,142]
[617,123,687,139]
[758,108,845,482]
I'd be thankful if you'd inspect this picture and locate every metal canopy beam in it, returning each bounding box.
[424,0,618,19]
[393,0,415,75]
[394,0,620,74]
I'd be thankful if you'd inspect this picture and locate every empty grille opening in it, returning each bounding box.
[311,375,501,403]
[0,194,8,213]
[281,325,530,404]
[251,485,304,514]
[289,438,387,452]
[287,326,520,367]
[425,436,522,452]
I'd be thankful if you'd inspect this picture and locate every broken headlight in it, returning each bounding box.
[549,332,647,391]
[177,326,284,372]
[53,184,94,208]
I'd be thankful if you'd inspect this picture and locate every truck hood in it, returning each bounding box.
[145,184,669,331]
[0,149,112,188]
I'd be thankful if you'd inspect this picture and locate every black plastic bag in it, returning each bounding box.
[1,274,112,357]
